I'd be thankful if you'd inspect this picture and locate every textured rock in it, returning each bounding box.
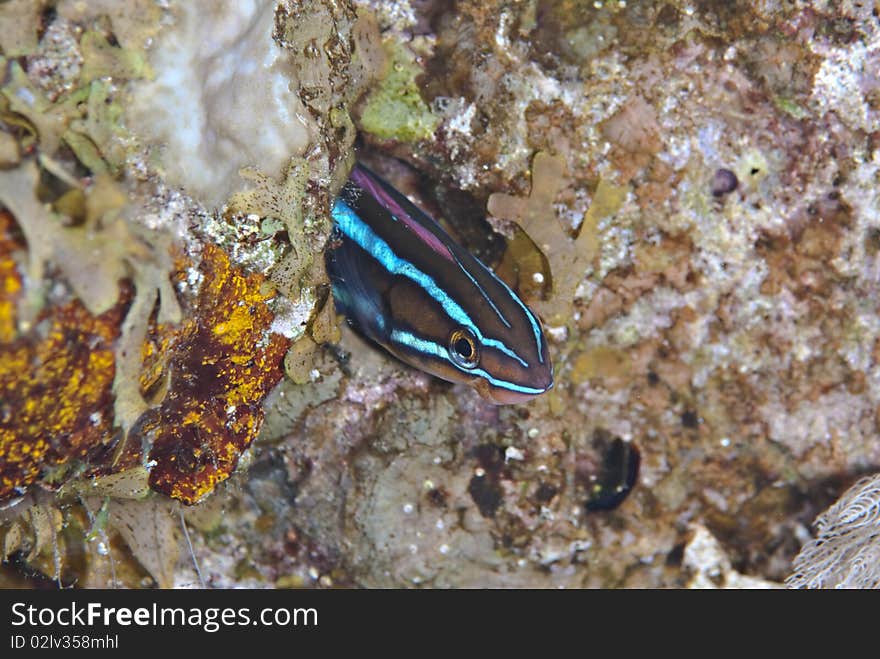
[3,0,880,588]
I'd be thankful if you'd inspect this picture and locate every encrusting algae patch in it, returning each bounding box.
[0,210,124,502]
[0,204,289,505]
[137,244,290,504]
[359,37,439,143]
[0,152,295,508]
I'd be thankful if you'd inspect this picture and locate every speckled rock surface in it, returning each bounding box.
[2,0,879,588]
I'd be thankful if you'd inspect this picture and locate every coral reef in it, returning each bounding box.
[2,0,880,588]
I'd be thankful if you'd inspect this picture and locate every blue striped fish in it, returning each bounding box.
[326,163,552,404]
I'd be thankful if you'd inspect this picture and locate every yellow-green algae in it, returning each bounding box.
[359,38,439,143]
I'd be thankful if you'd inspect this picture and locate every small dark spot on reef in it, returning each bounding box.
[647,370,660,386]
[326,344,352,376]
[819,16,858,45]
[711,168,738,197]
[666,542,686,567]
[585,433,641,512]
[865,227,880,255]
[426,486,449,508]
[38,5,58,39]
[468,443,506,517]
[468,474,503,518]
[656,4,680,27]
[681,409,699,429]
[473,443,505,474]
[534,482,558,504]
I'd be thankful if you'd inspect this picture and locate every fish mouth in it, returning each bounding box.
[475,369,554,405]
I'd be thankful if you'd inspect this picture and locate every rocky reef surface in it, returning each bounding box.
[0,0,878,588]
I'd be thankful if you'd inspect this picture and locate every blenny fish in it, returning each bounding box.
[327,162,552,404]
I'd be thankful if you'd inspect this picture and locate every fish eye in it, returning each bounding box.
[449,327,479,369]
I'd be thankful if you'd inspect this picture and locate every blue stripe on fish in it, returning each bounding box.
[390,329,547,396]
[326,163,553,404]
[450,251,512,330]
[332,199,529,369]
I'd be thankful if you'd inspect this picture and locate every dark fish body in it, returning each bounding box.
[327,163,552,404]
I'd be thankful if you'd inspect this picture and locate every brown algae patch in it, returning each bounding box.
[488,151,627,325]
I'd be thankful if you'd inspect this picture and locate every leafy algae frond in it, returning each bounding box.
[488,151,627,325]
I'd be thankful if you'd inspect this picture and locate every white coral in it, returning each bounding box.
[129,0,312,207]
